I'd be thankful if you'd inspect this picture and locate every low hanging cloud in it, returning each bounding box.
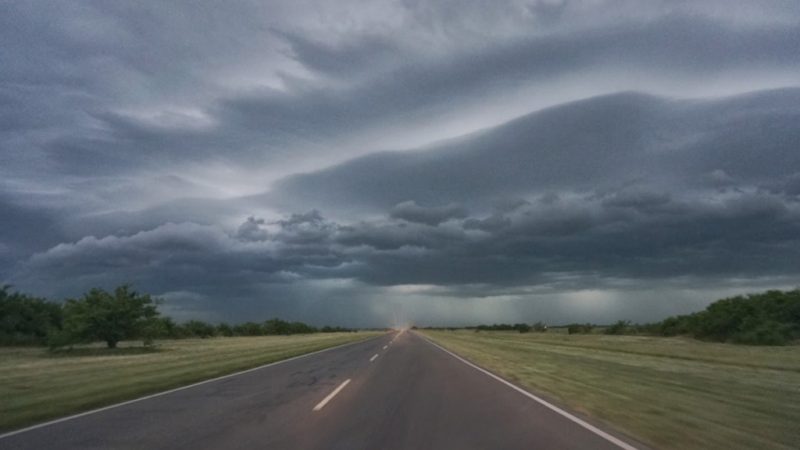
[7,86,800,324]
[236,216,270,242]
[389,201,468,226]
[272,89,800,211]
[12,184,800,323]
[3,1,800,325]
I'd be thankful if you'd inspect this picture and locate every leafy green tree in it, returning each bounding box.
[216,322,234,337]
[183,320,216,338]
[288,321,317,334]
[0,287,63,345]
[154,317,184,339]
[567,323,594,334]
[514,323,532,333]
[652,289,800,345]
[605,320,631,335]
[233,321,263,336]
[263,318,291,335]
[321,325,353,333]
[658,315,691,336]
[61,286,160,348]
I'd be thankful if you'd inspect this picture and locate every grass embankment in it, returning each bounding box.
[0,332,380,431]
[421,330,800,449]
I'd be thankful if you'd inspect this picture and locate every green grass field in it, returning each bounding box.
[421,330,800,449]
[0,332,381,431]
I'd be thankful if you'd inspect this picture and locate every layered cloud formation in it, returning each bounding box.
[2,1,799,325]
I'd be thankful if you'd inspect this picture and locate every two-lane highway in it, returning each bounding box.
[0,330,640,449]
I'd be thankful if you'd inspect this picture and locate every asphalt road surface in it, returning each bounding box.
[0,330,641,450]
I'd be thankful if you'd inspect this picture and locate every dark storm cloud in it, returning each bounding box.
[4,2,800,179]
[273,89,800,210]
[3,1,800,324]
[212,13,800,164]
[282,14,800,90]
[389,201,468,226]
[236,216,269,242]
[0,195,67,277]
[337,220,465,251]
[11,177,800,324]
[15,186,800,296]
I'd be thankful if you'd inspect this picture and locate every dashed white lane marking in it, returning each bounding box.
[369,353,379,362]
[383,345,388,350]
[418,334,639,450]
[0,337,381,440]
[313,379,351,411]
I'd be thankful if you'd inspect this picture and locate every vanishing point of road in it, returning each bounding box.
[0,330,642,450]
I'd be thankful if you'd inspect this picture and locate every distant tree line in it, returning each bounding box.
[421,289,800,345]
[417,322,548,333]
[566,323,595,334]
[473,322,548,333]
[0,285,355,349]
[156,317,354,340]
[5,285,798,347]
[586,290,800,344]
[646,289,800,345]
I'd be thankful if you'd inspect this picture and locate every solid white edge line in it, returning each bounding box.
[417,333,639,450]
[312,379,351,411]
[369,353,379,362]
[0,334,386,440]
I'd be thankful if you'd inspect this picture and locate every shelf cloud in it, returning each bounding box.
[2,0,800,325]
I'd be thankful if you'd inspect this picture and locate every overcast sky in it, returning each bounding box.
[2,0,799,326]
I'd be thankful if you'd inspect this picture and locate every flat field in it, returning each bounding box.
[420,330,800,449]
[0,332,380,431]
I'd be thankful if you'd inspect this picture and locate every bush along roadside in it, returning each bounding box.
[0,284,357,350]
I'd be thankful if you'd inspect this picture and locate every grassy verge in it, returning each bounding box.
[0,332,381,431]
[420,330,800,449]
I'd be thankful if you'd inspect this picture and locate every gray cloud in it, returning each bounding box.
[273,89,800,210]
[4,2,799,182]
[389,201,468,225]
[3,1,800,325]
[11,183,800,324]
[236,216,269,242]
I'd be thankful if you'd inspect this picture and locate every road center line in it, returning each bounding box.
[369,353,379,362]
[0,336,383,440]
[312,379,351,412]
[383,345,388,350]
